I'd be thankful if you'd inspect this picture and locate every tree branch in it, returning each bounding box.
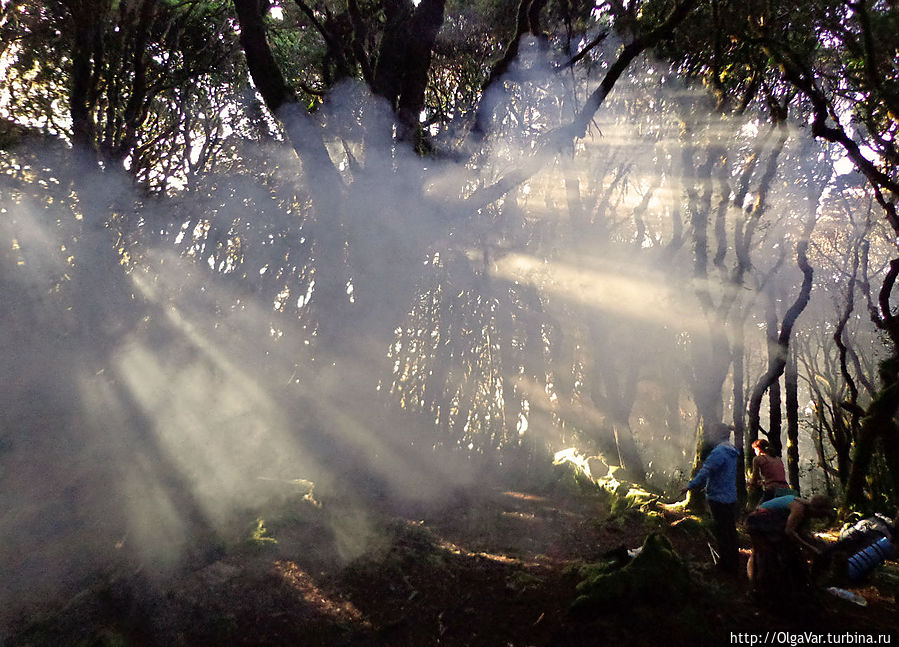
[557,30,609,70]
[769,46,899,231]
[570,0,698,137]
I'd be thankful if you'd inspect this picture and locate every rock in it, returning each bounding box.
[571,533,691,613]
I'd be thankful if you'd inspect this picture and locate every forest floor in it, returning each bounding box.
[6,477,899,647]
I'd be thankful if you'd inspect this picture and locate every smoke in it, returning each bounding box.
[0,30,869,632]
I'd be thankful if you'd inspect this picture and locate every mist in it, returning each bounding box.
[0,27,876,632]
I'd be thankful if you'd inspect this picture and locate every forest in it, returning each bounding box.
[1,0,899,644]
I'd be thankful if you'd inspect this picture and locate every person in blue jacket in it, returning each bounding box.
[681,423,740,573]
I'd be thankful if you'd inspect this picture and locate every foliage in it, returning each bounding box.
[5,0,885,495]
[668,515,710,539]
[570,532,691,613]
[0,0,245,191]
[4,0,899,624]
[247,518,278,549]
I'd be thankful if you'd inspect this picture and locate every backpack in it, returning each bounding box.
[835,515,894,562]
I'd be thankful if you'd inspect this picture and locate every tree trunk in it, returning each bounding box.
[472,0,545,139]
[785,344,801,491]
[747,242,813,464]
[232,0,352,343]
[846,357,899,509]
[764,285,783,456]
[396,0,446,150]
[731,317,747,497]
[845,251,899,509]
[812,412,835,498]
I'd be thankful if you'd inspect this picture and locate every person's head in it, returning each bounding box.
[708,422,732,445]
[807,494,835,519]
[751,438,770,456]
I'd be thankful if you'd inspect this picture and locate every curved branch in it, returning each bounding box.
[557,30,609,70]
[570,0,698,137]
[769,46,899,231]
[467,0,697,210]
[471,0,545,139]
[834,243,861,407]
[232,0,340,185]
[747,241,815,448]
[879,258,899,347]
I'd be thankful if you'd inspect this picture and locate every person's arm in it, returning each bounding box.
[748,455,762,489]
[785,501,822,554]
[685,448,722,492]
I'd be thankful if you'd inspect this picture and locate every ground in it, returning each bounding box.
[6,478,899,647]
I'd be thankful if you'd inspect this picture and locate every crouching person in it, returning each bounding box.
[746,494,834,604]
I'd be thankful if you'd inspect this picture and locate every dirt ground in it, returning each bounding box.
[6,482,899,646]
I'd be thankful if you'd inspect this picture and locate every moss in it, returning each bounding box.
[604,481,663,522]
[642,509,666,528]
[595,475,631,500]
[551,461,606,497]
[670,515,712,538]
[571,533,691,614]
[506,569,543,592]
[574,560,617,581]
[562,559,588,577]
[244,518,278,552]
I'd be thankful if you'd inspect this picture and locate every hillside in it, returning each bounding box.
[6,480,899,646]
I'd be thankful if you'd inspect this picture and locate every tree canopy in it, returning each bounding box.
[1,0,899,613]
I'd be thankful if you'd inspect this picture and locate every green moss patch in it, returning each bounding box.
[571,533,691,614]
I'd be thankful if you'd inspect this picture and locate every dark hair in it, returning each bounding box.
[807,494,834,518]
[707,423,731,445]
[752,439,770,454]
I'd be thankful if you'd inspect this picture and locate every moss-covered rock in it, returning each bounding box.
[609,488,657,515]
[669,515,713,538]
[571,533,691,613]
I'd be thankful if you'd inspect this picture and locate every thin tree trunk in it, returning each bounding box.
[747,242,814,459]
[785,345,800,491]
[731,317,747,495]
[764,284,783,455]
[812,412,834,498]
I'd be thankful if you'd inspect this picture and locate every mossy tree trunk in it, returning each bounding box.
[846,356,899,510]
[846,257,899,510]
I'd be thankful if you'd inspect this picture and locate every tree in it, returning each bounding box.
[658,0,899,511]
[6,4,899,614]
